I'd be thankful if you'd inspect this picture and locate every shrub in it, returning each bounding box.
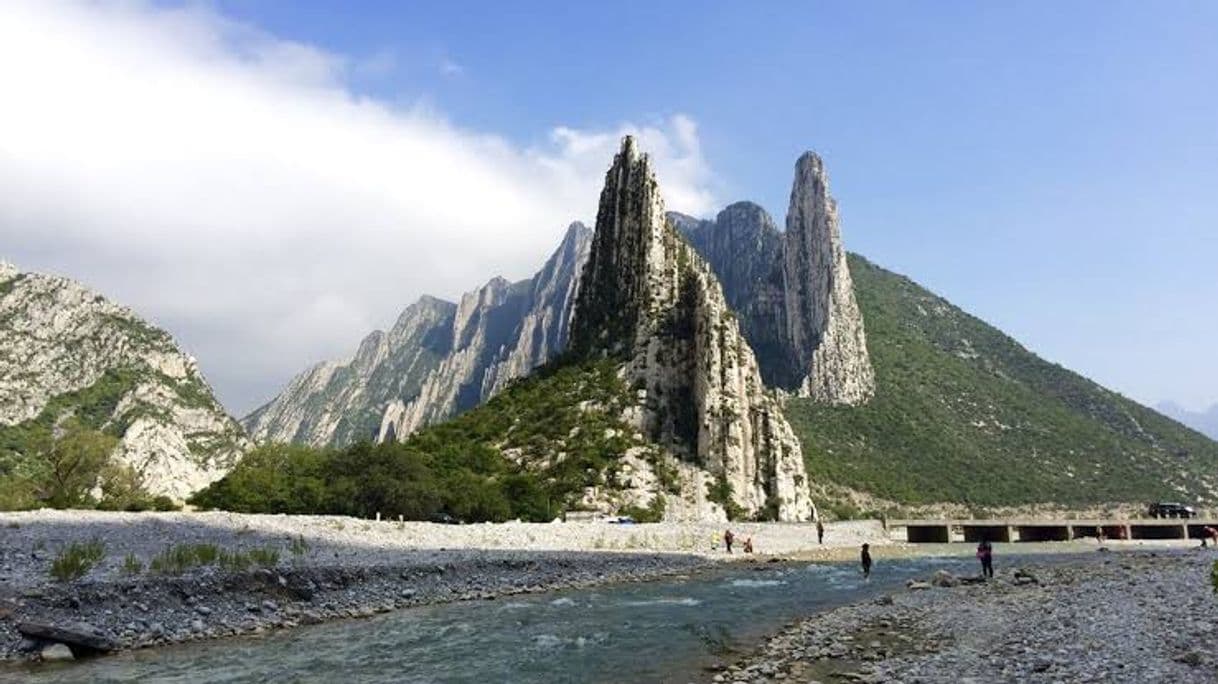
[50,539,106,582]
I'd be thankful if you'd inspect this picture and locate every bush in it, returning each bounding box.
[50,539,106,582]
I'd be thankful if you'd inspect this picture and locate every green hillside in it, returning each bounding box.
[194,359,674,522]
[787,254,1218,511]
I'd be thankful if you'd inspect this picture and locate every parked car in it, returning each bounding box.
[1148,502,1196,519]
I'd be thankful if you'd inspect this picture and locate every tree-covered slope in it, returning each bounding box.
[196,359,677,522]
[787,254,1218,509]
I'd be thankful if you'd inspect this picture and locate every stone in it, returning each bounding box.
[18,621,118,653]
[39,643,75,662]
[930,570,960,588]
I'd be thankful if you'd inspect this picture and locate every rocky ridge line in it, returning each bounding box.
[243,223,592,447]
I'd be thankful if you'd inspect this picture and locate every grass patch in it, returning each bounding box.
[50,539,106,582]
[122,553,144,575]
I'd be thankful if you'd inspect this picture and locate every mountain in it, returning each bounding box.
[0,261,246,503]
[243,223,592,447]
[675,152,874,404]
[782,255,1218,512]
[567,135,812,521]
[1156,402,1218,442]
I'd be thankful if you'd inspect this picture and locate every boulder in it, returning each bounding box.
[39,643,75,662]
[18,621,118,654]
[930,570,960,587]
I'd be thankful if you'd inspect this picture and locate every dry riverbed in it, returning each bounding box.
[717,548,1218,683]
[0,510,883,664]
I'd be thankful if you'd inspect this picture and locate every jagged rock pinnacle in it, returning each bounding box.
[783,151,875,404]
[571,136,814,521]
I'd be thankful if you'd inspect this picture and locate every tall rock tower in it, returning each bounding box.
[783,152,875,404]
[571,137,813,521]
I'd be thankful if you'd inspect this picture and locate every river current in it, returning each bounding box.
[10,552,994,683]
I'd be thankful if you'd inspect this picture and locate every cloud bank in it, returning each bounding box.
[0,1,719,414]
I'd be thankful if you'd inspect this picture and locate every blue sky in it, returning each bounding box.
[212,0,1218,410]
[2,1,1215,413]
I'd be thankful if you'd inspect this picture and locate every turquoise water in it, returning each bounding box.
[6,554,990,683]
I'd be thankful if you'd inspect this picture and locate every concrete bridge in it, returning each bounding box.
[888,519,1217,543]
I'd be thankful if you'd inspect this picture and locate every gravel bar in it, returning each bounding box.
[716,548,1218,683]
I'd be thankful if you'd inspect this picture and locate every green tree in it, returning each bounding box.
[39,420,118,508]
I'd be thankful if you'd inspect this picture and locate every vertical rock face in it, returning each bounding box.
[675,153,875,405]
[676,203,792,387]
[243,296,456,446]
[783,153,875,404]
[0,261,247,501]
[570,137,813,521]
[245,223,592,446]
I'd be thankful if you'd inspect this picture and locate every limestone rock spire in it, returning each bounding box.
[783,152,875,404]
[571,136,813,521]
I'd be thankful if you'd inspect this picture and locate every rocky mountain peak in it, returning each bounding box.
[571,136,813,521]
[0,262,246,502]
[783,151,875,404]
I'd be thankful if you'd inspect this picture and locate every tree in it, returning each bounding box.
[39,419,118,508]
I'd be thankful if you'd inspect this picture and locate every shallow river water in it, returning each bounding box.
[6,550,1037,683]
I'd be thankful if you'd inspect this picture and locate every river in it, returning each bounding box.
[7,552,999,683]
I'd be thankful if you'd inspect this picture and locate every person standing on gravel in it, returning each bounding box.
[816,519,825,545]
[724,529,735,554]
[860,543,872,579]
[977,539,994,579]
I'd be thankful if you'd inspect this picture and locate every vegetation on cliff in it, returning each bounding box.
[193,359,649,521]
[788,255,1218,511]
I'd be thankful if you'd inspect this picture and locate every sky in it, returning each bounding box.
[1,1,1215,416]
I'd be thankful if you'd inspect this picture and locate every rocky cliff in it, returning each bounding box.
[243,223,592,446]
[783,153,875,404]
[673,153,875,404]
[570,137,813,521]
[0,261,246,501]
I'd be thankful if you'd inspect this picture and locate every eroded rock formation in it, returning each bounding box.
[783,152,875,404]
[674,153,875,404]
[244,223,592,446]
[570,137,813,521]
[0,261,246,501]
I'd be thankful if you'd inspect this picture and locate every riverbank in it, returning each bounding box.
[718,548,1218,683]
[0,510,882,663]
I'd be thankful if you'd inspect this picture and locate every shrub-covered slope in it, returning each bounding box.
[195,360,676,522]
[787,255,1218,509]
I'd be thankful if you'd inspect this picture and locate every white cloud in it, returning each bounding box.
[0,1,719,415]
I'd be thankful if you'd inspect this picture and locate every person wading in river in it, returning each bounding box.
[976,538,994,579]
[860,543,872,579]
[724,529,735,554]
